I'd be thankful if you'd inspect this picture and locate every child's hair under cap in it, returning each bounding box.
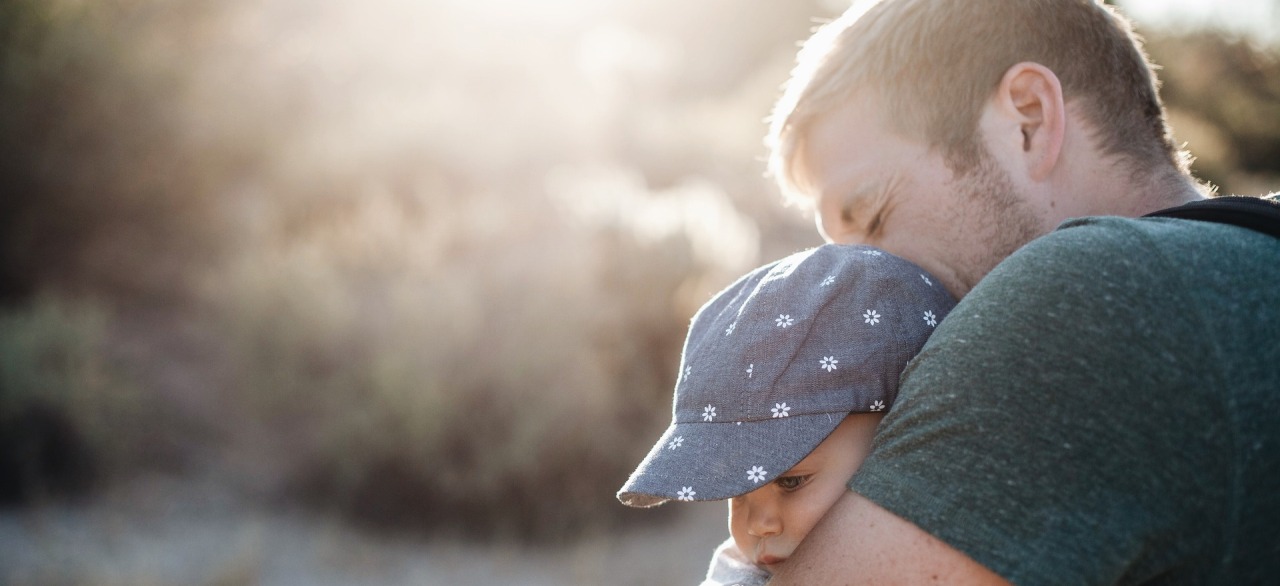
[617,244,956,507]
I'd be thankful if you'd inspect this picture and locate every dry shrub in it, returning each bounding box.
[199,174,753,540]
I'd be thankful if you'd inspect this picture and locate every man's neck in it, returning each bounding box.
[1124,169,1206,215]
[1073,164,1205,219]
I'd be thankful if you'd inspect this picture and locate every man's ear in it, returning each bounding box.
[992,62,1065,182]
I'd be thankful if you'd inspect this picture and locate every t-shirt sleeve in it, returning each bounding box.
[700,537,771,586]
[850,218,1229,585]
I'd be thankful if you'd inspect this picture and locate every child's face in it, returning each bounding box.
[728,413,883,573]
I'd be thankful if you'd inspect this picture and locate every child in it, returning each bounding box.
[616,243,956,586]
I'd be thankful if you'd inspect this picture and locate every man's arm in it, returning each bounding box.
[767,491,1010,585]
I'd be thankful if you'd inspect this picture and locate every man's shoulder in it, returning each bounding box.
[952,216,1172,313]
[1041,206,1280,255]
[874,208,1280,583]
[920,210,1280,398]
[974,212,1279,299]
[1031,212,1257,257]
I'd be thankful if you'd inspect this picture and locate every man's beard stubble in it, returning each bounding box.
[952,152,1050,293]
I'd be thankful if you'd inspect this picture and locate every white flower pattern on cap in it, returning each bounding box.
[616,245,957,510]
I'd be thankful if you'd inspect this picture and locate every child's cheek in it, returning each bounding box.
[727,497,755,555]
[791,477,850,543]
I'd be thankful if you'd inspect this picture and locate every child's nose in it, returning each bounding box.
[746,497,782,537]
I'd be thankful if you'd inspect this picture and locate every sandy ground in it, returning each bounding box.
[3,314,735,585]
[0,476,730,586]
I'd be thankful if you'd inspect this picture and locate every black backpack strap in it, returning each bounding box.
[1143,195,1280,240]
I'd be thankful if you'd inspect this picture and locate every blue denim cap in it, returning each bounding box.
[617,244,956,507]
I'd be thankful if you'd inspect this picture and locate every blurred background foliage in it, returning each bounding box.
[1,0,1278,547]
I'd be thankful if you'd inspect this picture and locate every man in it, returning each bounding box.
[762,0,1280,584]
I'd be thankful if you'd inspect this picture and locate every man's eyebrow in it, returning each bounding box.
[827,180,878,216]
[845,181,883,204]
[833,177,893,227]
[865,173,905,236]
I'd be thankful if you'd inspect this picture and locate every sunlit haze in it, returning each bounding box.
[1121,0,1278,42]
[2,0,1278,583]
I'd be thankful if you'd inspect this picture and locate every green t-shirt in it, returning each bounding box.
[851,214,1280,585]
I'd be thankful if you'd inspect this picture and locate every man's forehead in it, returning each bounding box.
[797,102,890,198]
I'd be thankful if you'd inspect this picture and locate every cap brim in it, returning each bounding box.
[616,411,847,507]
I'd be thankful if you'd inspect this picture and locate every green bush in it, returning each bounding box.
[0,296,145,503]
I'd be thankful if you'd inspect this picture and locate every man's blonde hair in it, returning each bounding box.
[767,0,1189,203]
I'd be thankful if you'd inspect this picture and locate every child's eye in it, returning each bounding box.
[774,474,812,492]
